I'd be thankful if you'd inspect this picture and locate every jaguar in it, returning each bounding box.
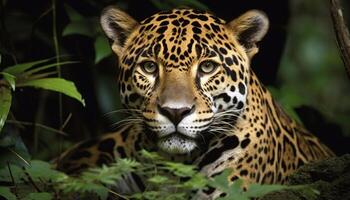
[56,6,334,199]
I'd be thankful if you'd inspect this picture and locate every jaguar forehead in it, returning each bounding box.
[122,9,233,71]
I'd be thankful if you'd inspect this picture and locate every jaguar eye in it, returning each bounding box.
[140,61,158,74]
[198,61,218,74]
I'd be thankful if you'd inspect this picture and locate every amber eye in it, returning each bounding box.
[198,61,218,74]
[140,61,158,74]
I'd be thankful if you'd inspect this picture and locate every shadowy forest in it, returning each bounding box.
[0,0,350,199]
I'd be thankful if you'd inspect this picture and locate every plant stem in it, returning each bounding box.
[52,0,63,125]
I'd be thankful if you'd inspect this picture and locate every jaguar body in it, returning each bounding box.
[56,6,334,199]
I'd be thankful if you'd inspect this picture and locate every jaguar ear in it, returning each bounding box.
[227,10,269,58]
[100,6,139,55]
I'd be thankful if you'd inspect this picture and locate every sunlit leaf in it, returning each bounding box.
[0,87,12,133]
[0,187,16,200]
[17,78,85,106]
[0,72,15,91]
[94,35,112,63]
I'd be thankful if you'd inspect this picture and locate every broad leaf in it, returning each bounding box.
[0,87,12,133]
[17,78,85,106]
[94,35,112,63]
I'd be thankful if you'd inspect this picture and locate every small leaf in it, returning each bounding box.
[183,173,207,189]
[23,192,53,200]
[17,78,85,106]
[94,35,112,63]
[148,175,169,184]
[0,187,17,200]
[163,162,196,177]
[0,87,12,133]
[3,58,52,76]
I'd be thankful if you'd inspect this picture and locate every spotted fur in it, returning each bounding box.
[56,6,334,199]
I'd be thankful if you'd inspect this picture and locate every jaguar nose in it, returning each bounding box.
[157,105,195,126]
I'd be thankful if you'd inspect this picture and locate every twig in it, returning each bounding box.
[24,170,41,192]
[8,148,30,167]
[330,0,350,78]
[108,189,130,200]
[7,162,19,198]
[60,113,72,131]
[6,119,68,136]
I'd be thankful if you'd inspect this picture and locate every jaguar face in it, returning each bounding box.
[101,7,268,154]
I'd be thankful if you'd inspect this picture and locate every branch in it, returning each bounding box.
[330,0,350,78]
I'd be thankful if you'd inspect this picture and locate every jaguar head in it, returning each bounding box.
[101,7,268,154]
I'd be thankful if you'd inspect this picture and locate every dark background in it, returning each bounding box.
[0,0,349,162]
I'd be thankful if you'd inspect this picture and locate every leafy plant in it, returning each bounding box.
[63,5,112,64]
[0,58,85,133]
[0,150,315,200]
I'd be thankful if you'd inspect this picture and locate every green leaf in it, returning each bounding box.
[3,58,52,76]
[16,78,85,106]
[62,21,96,37]
[148,175,169,184]
[0,72,16,91]
[0,164,25,183]
[22,61,77,76]
[140,150,163,160]
[25,160,64,181]
[0,134,31,167]
[23,192,53,200]
[0,187,16,200]
[183,173,207,189]
[0,87,12,133]
[64,4,83,21]
[163,162,196,177]
[208,169,232,194]
[94,35,112,63]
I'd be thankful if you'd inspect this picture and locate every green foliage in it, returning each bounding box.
[17,78,85,106]
[0,58,85,133]
[0,187,17,200]
[0,86,12,133]
[209,169,319,200]
[0,151,318,200]
[63,5,112,64]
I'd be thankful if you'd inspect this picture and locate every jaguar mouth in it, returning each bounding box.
[157,132,197,154]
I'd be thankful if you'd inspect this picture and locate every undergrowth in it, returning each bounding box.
[0,150,318,200]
